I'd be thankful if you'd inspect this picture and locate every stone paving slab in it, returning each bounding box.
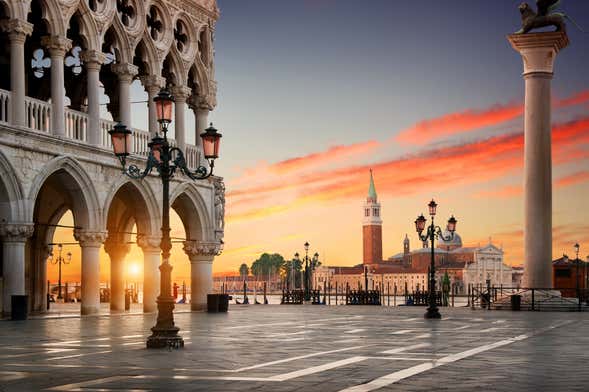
[0,305,587,391]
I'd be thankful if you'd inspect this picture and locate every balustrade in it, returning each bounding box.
[0,89,200,169]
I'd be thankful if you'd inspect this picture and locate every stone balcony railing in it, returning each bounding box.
[0,88,201,169]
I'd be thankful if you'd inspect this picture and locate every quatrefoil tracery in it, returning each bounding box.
[117,0,136,28]
[174,20,189,53]
[147,6,164,41]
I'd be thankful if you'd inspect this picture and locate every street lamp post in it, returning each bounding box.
[414,199,457,319]
[294,242,319,301]
[49,244,72,300]
[574,243,580,297]
[108,89,222,349]
[364,265,369,291]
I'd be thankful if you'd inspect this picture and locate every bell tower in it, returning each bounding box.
[363,170,382,265]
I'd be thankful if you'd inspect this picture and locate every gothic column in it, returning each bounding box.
[42,36,72,137]
[137,235,161,313]
[184,241,220,311]
[140,75,165,137]
[171,86,191,151]
[81,50,106,146]
[112,63,138,128]
[74,230,106,315]
[195,99,211,150]
[0,224,34,316]
[508,32,569,288]
[1,20,33,127]
[104,238,130,312]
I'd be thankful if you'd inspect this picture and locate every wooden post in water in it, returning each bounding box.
[394,284,397,306]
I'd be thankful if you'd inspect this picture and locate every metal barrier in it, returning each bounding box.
[346,290,381,305]
[281,289,304,304]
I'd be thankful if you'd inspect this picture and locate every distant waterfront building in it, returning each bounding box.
[313,171,514,294]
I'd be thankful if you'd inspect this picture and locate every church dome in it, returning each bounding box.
[438,230,462,249]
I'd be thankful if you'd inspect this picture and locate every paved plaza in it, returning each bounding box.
[0,305,588,391]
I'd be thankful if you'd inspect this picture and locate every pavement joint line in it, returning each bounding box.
[46,350,113,361]
[337,320,574,392]
[381,343,431,354]
[268,356,368,381]
[46,375,137,391]
[344,329,366,334]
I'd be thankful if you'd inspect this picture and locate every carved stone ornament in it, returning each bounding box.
[74,229,107,247]
[183,240,221,257]
[136,234,162,252]
[0,223,35,242]
[212,176,225,231]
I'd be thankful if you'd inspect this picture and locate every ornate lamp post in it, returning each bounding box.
[108,89,222,349]
[414,199,457,319]
[294,242,319,301]
[49,244,72,300]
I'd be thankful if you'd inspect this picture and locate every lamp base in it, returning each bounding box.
[424,306,442,319]
[146,328,184,349]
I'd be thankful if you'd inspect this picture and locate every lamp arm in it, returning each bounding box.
[435,226,454,242]
[171,147,214,180]
[122,152,159,180]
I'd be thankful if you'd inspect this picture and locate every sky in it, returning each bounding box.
[51,1,589,284]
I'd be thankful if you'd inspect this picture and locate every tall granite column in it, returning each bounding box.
[508,32,569,288]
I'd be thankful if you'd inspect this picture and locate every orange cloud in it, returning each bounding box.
[228,117,589,221]
[394,89,589,146]
[395,102,523,145]
[473,185,523,199]
[555,171,589,188]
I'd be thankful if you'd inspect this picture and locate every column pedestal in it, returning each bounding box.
[508,32,569,288]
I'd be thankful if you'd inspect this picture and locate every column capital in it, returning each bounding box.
[137,234,162,253]
[74,230,107,248]
[0,223,34,242]
[171,85,192,102]
[183,240,222,258]
[112,63,139,82]
[80,50,107,69]
[103,238,131,259]
[0,19,33,42]
[41,35,73,57]
[141,75,165,91]
[507,32,569,75]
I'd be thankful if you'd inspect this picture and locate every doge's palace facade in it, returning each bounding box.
[0,0,224,316]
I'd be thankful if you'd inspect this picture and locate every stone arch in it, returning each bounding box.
[170,182,212,242]
[68,3,101,52]
[27,155,101,230]
[162,48,186,87]
[0,149,25,223]
[133,33,160,77]
[102,177,161,236]
[102,16,133,64]
[29,0,67,36]
[188,62,209,99]
[0,1,12,19]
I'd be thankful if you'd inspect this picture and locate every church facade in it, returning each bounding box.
[314,172,514,294]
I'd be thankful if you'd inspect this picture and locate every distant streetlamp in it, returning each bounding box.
[414,199,457,319]
[49,244,72,300]
[574,243,580,295]
[294,242,319,301]
[109,89,222,349]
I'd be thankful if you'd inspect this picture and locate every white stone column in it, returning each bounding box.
[74,230,106,315]
[104,239,129,312]
[508,32,569,288]
[137,235,161,313]
[0,224,34,316]
[2,20,33,127]
[42,36,72,137]
[81,50,106,146]
[140,75,165,137]
[112,63,138,128]
[184,241,220,311]
[195,104,209,150]
[171,86,191,151]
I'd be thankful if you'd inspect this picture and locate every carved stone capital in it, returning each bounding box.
[41,35,73,57]
[137,234,162,253]
[103,238,131,259]
[74,230,107,248]
[183,240,221,258]
[112,63,139,82]
[508,32,569,75]
[0,223,34,242]
[80,50,107,69]
[171,85,193,102]
[0,19,34,42]
[140,75,166,91]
